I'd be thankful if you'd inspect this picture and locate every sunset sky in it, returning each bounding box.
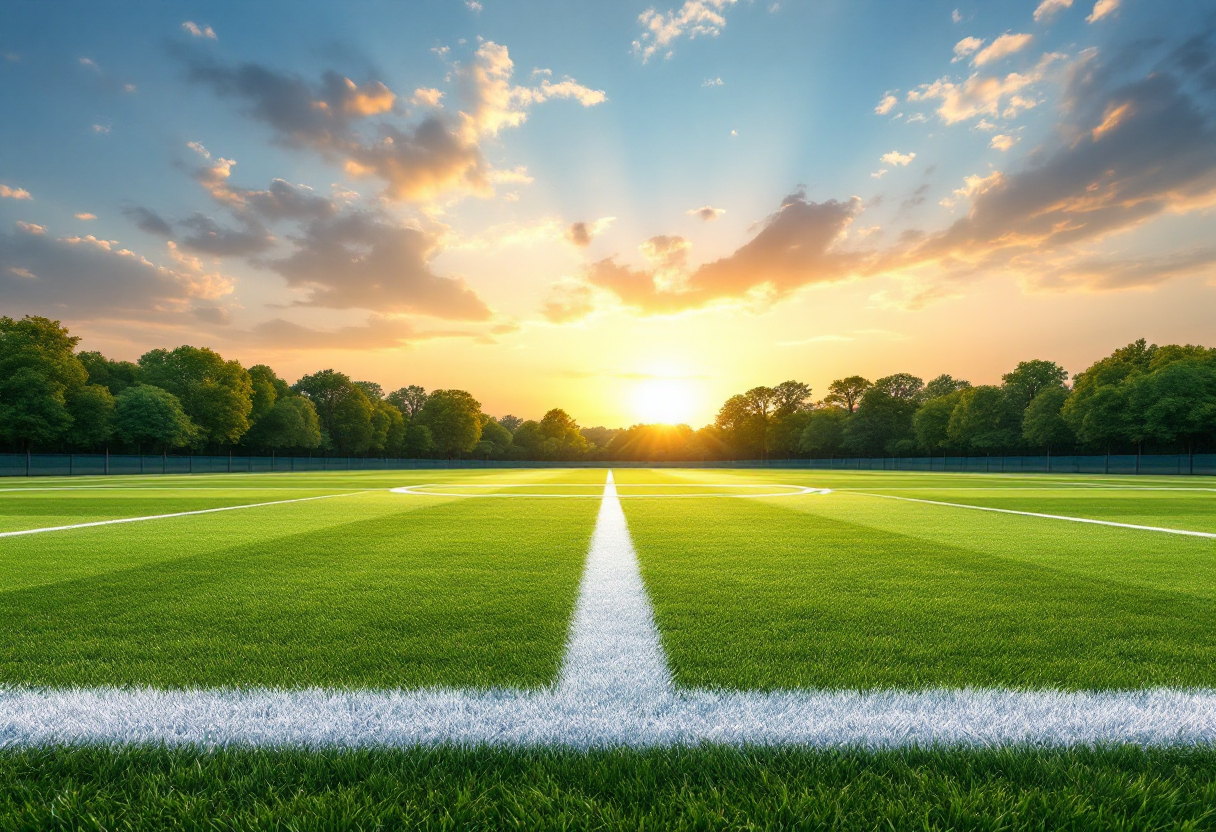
[2,0,1214,426]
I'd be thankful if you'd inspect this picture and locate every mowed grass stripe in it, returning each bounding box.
[857,488,1216,535]
[625,493,1216,690]
[4,745,1215,830]
[0,491,598,689]
[0,491,363,537]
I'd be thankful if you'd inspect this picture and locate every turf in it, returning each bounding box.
[2,744,1213,830]
[623,474,1216,690]
[0,486,598,689]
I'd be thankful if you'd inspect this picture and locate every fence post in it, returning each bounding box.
[105,447,109,476]
[69,453,73,476]
[26,449,30,477]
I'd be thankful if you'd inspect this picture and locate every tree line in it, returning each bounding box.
[2,315,1213,460]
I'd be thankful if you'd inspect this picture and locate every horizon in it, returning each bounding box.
[2,0,1214,426]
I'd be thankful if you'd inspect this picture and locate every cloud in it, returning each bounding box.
[633,0,737,63]
[181,21,217,39]
[702,77,723,87]
[92,124,110,134]
[687,205,725,221]
[178,213,275,256]
[123,206,174,237]
[1087,0,1119,23]
[952,9,963,23]
[78,57,99,71]
[456,42,605,140]
[908,52,1058,123]
[569,191,863,317]
[871,169,888,179]
[188,44,600,204]
[881,150,916,166]
[1032,247,1216,291]
[953,37,984,62]
[973,33,1034,67]
[0,185,31,200]
[542,280,600,324]
[1033,0,1073,21]
[875,93,899,115]
[243,315,462,350]
[889,42,1216,285]
[74,213,96,220]
[412,87,444,106]
[244,179,337,221]
[266,211,492,320]
[990,133,1018,151]
[567,218,617,247]
[0,222,231,321]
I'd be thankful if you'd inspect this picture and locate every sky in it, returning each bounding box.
[2,0,1214,427]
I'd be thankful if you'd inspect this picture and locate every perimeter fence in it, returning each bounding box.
[2,452,1214,477]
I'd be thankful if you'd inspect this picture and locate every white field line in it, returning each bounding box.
[0,492,366,539]
[854,492,1216,539]
[555,470,673,705]
[4,472,1216,749]
[390,483,828,499]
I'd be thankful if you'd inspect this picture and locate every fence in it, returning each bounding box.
[2,452,1214,477]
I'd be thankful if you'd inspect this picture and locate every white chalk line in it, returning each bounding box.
[390,482,830,499]
[0,492,367,539]
[4,471,1216,749]
[852,492,1216,538]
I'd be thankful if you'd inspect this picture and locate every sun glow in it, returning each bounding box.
[632,378,697,425]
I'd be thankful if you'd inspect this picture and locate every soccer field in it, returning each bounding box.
[3,467,1216,828]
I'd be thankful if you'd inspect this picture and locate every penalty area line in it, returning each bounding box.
[0,492,369,539]
[854,492,1216,539]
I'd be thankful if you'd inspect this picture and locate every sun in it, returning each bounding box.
[633,378,696,425]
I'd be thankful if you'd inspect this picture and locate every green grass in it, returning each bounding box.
[0,480,599,688]
[2,744,1214,830]
[623,471,1216,690]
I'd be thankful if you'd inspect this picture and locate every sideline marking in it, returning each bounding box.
[391,482,830,498]
[855,492,1216,538]
[0,492,366,539]
[4,472,1216,748]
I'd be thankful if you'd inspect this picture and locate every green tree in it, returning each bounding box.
[244,396,322,451]
[923,374,971,400]
[1002,360,1068,409]
[369,399,406,455]
[799,406,849,456]
[948,386,1022,452]
[1022,386,1074,452]
[78,351,140,395]
[823,376,872,413]
[1063,340,1152,450]
[293,369,375,454]
[387,385,428,420]
[113,386,197,451]
[511,420,544,458]
[841,374,923,456]
[138,346,253,446]
[402,423,433,457]
[539,408,590,459]
[913,389,967,453]
[0,315,88,448]
[478,417,514,458]
[247,364,291,425]
[498,414,523,433]
[65,384,115,448]
[355,381,384,401]
[417,389,482,457]
[1125,357,1216,453]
